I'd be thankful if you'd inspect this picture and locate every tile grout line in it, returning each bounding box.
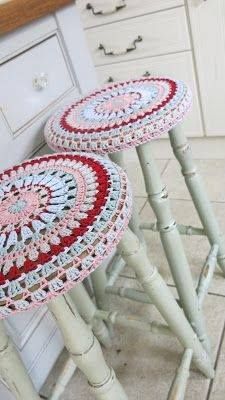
[160,159,171,176]
[206,319,225,400]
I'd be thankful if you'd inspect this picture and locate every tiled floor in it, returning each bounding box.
[41,149,225,400]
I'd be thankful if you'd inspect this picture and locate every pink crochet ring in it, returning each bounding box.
[45,77,192,154]
[0,153,132,318]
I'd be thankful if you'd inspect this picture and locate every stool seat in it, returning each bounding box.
[45,77,191,154]
[0,153,131,318]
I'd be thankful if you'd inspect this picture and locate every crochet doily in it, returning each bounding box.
[45,77,192,154]
[0,153,132,318]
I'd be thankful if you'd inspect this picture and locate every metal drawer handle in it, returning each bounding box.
[33,73,48,91]
[86,1,126,16]
[106,76,114,83]
[98,35,142,56]
[143,71,151,77]
[106,71,151,83]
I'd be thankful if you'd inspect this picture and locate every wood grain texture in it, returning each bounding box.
[0,0,74,34]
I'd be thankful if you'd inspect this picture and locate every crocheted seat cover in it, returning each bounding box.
[0,153,132,318]
[45,77,192,154]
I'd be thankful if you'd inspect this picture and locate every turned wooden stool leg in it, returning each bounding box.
[118,229,214,379]
[0,321,40,400]
[69,283,112,348]
[110,151,145,244]
[136,142,210,353]
[48,296,128,400]
[169,126,225,274]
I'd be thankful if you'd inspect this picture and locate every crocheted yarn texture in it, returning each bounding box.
[0,153,132,318]
[45,77,192,154]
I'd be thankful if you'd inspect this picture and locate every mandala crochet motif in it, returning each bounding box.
[45,77,192,154]
[0,153,132,318]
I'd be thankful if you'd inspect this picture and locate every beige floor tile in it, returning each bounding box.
[162,159,225,202]
[139,199,225,296]
[124,148,169,197]
[209,327,225,400]
[42,292,225,400]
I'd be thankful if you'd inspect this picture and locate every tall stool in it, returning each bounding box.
[0,152,214,399]
[44,77,223,354]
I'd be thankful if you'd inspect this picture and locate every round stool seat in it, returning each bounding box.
[0,153,131,318]
[45,77,192,154]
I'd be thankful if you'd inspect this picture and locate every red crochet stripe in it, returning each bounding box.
[0,154,110,282]
[60,78,177,135]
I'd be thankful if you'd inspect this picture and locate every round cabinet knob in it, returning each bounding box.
[33,73,48,91]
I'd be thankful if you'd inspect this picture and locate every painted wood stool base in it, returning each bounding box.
[48,296,128,400]
[136,143,210,353]
[118,228,214,379]
[0,321,40,400]
[110,151,145,245]
[69,283,112,349]
[169,126,225,274]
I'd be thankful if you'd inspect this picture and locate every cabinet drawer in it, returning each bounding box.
[96,52,203,137]
[86,7,190,66]
[77,0,184,28]
[0,35,74,133]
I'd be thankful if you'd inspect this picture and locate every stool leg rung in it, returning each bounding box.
[197,244,219,307]
[140,222,205,236]
[118,228,214,379]
[110,150,146,244]
[169,126,225,275]
[0,321,40,400]
[105,285,153,304]
[107,255,126,286]
[167,348,193,400]
[48,357,75,400]
[69,283,112,349]
[48,295,128,400]
[94,309,173,337]
[137,143,210,353]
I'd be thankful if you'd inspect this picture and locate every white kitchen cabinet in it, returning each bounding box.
[0,3,98,397]
[187,0,225,136]
[78,0,225,139]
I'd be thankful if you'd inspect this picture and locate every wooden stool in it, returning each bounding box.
[44,77,223,355]
[0,152,214,399]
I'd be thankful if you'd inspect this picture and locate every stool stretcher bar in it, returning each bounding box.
[48,242,218,400]
[140,222,205,236]
[94,310,173,337]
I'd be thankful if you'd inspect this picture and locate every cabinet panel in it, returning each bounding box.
[188,0,225,136]
[96,51,203,137]
[86,7,190,66]
[0,35,74,133]
[77,0,184,28]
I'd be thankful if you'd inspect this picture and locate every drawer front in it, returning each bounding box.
[0,35,74,133]
[86,7,190,66]
[77,0,184,28]
[96,52,203,137]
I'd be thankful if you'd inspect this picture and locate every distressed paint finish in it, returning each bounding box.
[0,321,40,400]
[48,296,128,400]
[169,126,225,274]
[117,228,214,378]
[197,245,218,307]
[136,142,210,353]
[47,283,113,400]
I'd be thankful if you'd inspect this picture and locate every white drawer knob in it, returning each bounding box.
[33,73,48,91]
